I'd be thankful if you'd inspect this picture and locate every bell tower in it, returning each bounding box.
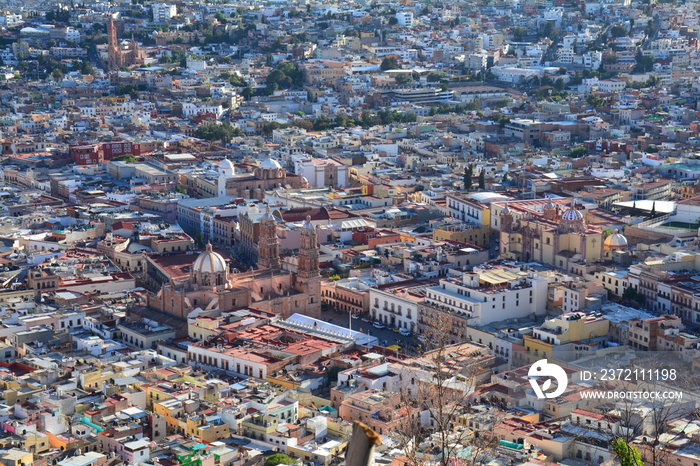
[107,17,119,72]
[257,206,280,269]
[295,216,321,318]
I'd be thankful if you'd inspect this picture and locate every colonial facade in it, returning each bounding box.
[217,158,304,201]
[498,201,605,271]
[148,209,321,319]
[107,17,146,71]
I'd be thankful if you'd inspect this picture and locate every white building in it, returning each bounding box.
[369,281,424,332]
[557,46,574,63]
[152,3,177,22]
[182,102,223,118]
[491,66,541,83]
[424,265,549,326]
[597,79,627,93]
[446,192,510,226]
[396,12,414,27]
[293,155,348,189]
[0,14,23,28]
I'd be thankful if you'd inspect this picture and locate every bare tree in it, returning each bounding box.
[603,352,700,466]
[392,308,499,465]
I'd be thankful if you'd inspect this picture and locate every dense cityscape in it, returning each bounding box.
[0,0,698,464]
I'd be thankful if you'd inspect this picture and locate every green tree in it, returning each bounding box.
[512,26,527,42]
[51,69,63,82]
[587,94,605,108]
[478,169,485,190]
[335,112,353,127]
[80,60,94,75]
[194,123,244,141]
[630,201,639,216]
[395,73,412,85]
[612,438,644,466]
[292,119,314,131]
[633,50,655,73]
[229,73,247,87]
[241,86,254,100]
[261,121,282,136]
[263,453,295,466]
[463,165,473,191]
[112,154,137,163]
[570,146,588,158]
[380,56,401,71]
[610,25,629,37]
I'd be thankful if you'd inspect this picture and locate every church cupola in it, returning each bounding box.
[191,243,229,288]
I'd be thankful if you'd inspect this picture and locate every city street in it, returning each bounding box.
[320,309,419,353]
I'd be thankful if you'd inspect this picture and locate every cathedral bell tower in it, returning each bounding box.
[295,215,321,318]
[107,17,119,72]
[257,206,280,269]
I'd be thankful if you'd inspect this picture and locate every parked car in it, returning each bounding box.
[351,314,360,320]
[361,316,371,323]
[373,322,385,329]
[399,328,411,336]
[392,328,399,333]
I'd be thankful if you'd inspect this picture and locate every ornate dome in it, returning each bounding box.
[561,208,584,222]
[262,204,275,221]
[192,243,227,275]
[543,200,557,209]
[219,158,235,173]
[604,230,628,249]
[259,158,282,170]
[302,215,315,231]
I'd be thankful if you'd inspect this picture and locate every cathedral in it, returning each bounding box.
[148,208,321,320]
[498,200,606,270]
[107,17,146,71]
[216,157,305,200]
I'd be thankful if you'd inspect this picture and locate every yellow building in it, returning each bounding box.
[432,223,491,248]
[185,416,230,443]
[144,383,187,409]
[2,383,42,405]
[240,414,279,441]
[0,449,32,466]
[498,201,604,270]
[16,432,49,455]
[153,398,188,435]
[288,439,346,465]
[523,312,610,363]
[79,369,115,391]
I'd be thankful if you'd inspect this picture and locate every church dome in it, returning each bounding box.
[561,208,584,222]
[302,215,315,231]
[262,205,275,221]
[219,158,235,173]
[259,158,282,170]
[604,230,628,249]
[192,243,227,275]
[543,200,557,209]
